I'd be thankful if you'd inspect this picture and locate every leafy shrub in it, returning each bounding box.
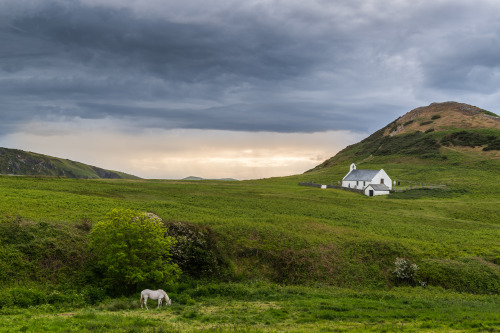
[425,128,435,133]
[165,221,233,279]
[420,120,433,126]
[431,115,441,120]
[82,286,107,305]
[9,288,45,308]
[89,209,181,295]
[392,258,418,284]
[403,120,414,126]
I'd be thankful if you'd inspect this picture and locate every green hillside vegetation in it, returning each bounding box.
[310,128,500,171]
[0,147,139,179]
[0,102,499,331]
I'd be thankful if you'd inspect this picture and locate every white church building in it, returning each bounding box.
[342,163,392,196]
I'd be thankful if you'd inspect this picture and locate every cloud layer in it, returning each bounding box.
[1,0,500,178]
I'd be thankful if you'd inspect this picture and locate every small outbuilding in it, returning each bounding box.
[364,184,391,196]
[342,163,392,196]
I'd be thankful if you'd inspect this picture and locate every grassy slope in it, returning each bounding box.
[0,147,140,179]
[0,149,498,290]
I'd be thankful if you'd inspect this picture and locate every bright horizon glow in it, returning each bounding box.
[2,121,365,179]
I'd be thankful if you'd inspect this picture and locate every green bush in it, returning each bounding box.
[82,286,107,305]
[89,209,181,295]
[165,221,232,279]
[431,115,441,120]
[420,120,433,126]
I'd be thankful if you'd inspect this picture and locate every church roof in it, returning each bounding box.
[366,184,390,191]
[343,169,380,181]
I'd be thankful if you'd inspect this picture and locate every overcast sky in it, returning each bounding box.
[1,0,500,179]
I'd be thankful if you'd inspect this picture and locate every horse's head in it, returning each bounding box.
[166,297,172,306]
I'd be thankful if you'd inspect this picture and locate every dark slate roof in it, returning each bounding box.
[367,184,390,191]
[343,169,379,181]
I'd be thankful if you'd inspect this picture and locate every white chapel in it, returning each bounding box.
[342,163,392,196]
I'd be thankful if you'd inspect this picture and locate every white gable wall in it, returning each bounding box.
[370,169,392,190]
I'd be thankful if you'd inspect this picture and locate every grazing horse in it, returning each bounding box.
[140,289,171,309]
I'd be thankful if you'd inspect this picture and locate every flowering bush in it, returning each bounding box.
[393,257,419,283]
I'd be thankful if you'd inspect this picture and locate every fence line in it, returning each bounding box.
[298,182,364,194]
[299,181,446,194]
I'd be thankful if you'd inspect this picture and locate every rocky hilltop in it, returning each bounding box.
[385,102,499,137]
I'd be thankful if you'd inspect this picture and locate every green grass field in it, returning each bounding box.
[1,284,500,332]
[0,150,499,332]
[1,284,499,332]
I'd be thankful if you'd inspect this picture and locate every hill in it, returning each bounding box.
[309,102,500,174]
[0,147,140,179]
[183,176,239,181]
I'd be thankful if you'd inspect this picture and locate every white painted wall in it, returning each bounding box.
[370,169,392,190]
[364,185,390,196]
[342,179,369,189]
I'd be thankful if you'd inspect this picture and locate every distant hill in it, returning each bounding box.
[183,176,239,181]
[309,101,500,173]
[0,147,140,179]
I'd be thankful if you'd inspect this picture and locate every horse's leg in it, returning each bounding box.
[157,297,162,308]
[144,296,149,310]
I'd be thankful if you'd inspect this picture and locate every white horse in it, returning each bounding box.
[140,289,171,309]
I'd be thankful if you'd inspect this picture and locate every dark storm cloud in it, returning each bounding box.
[1,0,500,136]
[78,101,366,133]
[4,1,325,82]
[421,34,500,93]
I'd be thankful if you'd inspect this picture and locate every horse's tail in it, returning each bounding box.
[140,294,143,306]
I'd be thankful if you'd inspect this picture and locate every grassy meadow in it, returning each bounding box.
[1,284,499,332]
[0,151,499,331]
